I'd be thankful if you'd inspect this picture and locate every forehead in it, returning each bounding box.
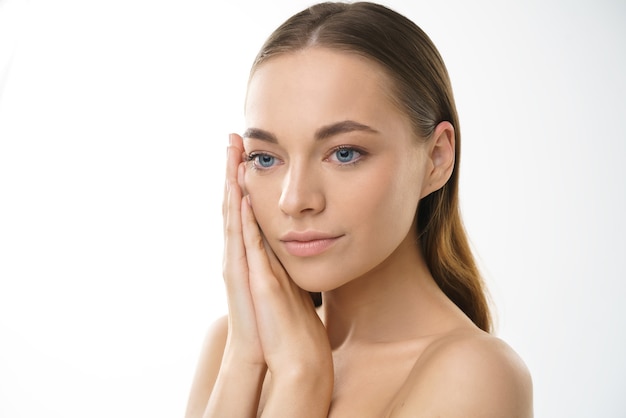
[245,48,402,131]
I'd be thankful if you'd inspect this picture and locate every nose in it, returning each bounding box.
[278,163,325,217]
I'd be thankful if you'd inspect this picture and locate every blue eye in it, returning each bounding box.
[257,154,275,167]
[248,153,277,169]
[330,147,362,164]
[336,148,354,162]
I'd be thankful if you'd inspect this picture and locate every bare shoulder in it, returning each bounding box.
[184,315,228,418]
[389,330,533,418]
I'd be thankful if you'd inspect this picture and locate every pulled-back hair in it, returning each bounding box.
[250,2,492,332]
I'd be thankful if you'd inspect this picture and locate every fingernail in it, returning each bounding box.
[228,133,234,146]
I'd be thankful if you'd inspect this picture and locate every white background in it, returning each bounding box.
[1,0,624,416]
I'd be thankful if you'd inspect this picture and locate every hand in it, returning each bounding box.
[217,133,333,417]
[221,133,264,366]
[240,170,333,379]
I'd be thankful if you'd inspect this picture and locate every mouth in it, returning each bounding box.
[280,232,343,257]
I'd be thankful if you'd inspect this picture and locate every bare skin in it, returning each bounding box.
[185,48,533,418]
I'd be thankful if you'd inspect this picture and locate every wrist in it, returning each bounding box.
[204,348,267,418]
[221,345,267,372]
[276,356,332,379]
[261,366,333,418]
[271,361,334,398]
[221,331,266,367]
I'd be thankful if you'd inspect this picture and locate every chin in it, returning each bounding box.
[281,260,356,293]
[287,271,335,293]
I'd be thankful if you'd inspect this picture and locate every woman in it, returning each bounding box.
[186,2,532,417]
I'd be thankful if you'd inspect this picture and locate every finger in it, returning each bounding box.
[240,197,313,310]
[222,133,244,220]
[260,231,290,283]
[222,135,249,291]
[240,195,276,283]
[241,197,312,300]
[259,232,314,307]
[238,159,248,197]
[222,134,246,265]
[241,197,324,371]
[240,196,289,341]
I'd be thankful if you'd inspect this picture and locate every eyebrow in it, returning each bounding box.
[242,120,378,143]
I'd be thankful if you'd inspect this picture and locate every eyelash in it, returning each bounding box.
[245,145,367,171]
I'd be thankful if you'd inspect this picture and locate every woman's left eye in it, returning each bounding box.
[328,147,363,164]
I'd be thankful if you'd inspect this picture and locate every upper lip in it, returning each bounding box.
[279,231,343,242]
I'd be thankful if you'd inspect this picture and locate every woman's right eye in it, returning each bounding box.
[247,153,278,169]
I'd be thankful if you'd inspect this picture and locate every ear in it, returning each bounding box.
[419,121,455,199]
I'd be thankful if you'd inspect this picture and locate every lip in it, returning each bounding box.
[280,231,343,257]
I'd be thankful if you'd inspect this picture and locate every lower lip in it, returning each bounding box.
[282,237,341,257]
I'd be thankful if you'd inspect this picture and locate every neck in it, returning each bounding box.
[320,231,468,349]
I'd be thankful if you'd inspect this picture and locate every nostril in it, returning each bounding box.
[278,185,325,217]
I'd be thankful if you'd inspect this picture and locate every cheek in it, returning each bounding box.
[348,169,421,255]
[338,164,419,221]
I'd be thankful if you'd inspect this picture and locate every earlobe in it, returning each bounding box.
[420,121,455,199]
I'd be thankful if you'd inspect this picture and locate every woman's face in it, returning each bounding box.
[243,48,430,292]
